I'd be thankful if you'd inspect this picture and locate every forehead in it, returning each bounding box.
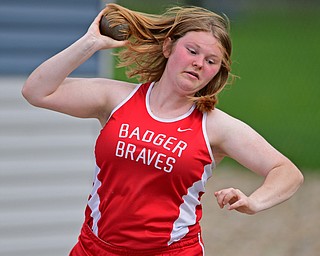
[178,31,223,57]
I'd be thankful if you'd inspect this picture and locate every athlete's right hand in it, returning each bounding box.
[86,9,128,50]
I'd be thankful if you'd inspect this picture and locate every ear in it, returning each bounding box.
[163,37,173,58]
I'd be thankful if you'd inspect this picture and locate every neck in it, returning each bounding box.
[149,81,194,119]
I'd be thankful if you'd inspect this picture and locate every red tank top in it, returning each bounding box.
[84,82,214,249]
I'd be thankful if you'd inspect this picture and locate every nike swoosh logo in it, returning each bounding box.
[177,127,193,132]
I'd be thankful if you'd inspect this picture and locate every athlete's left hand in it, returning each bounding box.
[214,188,257,215]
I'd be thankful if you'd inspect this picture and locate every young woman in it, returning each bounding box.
[22,4,303,256]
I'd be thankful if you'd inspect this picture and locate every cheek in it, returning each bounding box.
[166,54,187,74]
[169,47,190,67]
[204,66,221,81]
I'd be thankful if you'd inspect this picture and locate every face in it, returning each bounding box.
[162,31,223,96]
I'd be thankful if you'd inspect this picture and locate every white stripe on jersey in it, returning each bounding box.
[88,164,102,235]
[198,232,205,255]
[168,163,212,245]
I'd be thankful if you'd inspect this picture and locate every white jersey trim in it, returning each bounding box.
[202,112,215,167]
[168,162,213,245]
[198,232,205,256]
[105,83,142,124]
[88,164,102,235]
[146,82,196,123]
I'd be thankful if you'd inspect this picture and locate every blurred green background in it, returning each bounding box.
[114,0,320,171]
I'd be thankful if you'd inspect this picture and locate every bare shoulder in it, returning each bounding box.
[76,77,138,122]
[67,77,137,95]
[47,77,138,122]
[206,108,286,175]
[206,108,256,163]
[207,108,265,148]
[206,108,246,143]
[54,77,138,106]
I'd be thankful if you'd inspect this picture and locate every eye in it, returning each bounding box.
[187,48,197,55]
[206,58,215,65]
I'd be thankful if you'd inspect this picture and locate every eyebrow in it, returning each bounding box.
[186,41,221,55]
[187,42,222,59]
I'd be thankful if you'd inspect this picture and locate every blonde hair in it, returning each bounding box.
[102,3,233,112]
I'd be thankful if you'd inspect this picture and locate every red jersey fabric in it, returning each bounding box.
[83,82,214,250]
[70,223,205,256]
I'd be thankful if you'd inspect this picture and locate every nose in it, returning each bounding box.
[192,58,203,69]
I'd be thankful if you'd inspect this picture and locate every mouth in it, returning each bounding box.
[185,71,199,80]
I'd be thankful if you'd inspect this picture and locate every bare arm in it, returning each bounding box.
[22,9,133,124]
[208,109,304,214]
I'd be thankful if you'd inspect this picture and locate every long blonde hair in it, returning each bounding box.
[102,3,233,112]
